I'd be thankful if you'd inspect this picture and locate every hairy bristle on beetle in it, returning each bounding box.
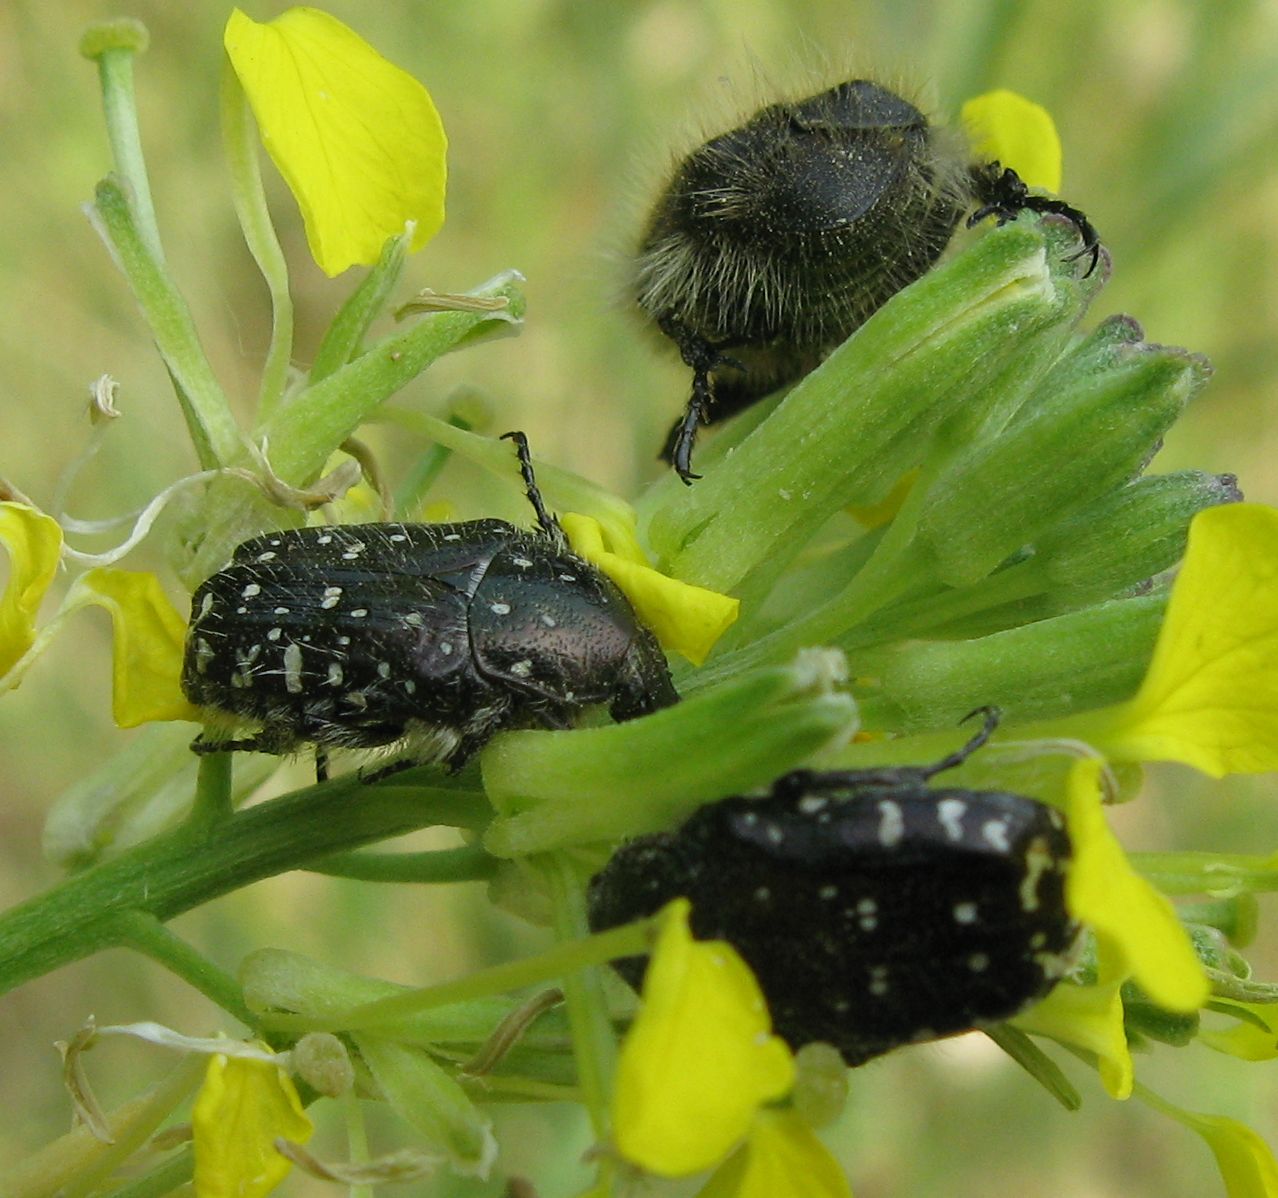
[634,77,1099,482]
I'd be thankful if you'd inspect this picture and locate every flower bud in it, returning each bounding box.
[1035,471,1241,609]
[917,342,1212,587]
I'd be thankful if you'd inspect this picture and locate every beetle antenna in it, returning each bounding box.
[920,706,1001,778]
[501,431,560,538]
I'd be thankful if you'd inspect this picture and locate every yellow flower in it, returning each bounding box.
[612,900,794,1176]
[0,501,63,676]
[1090,504,1278,777]
[1064,759,1208,1013]
[695,1110,853,1198]
[1138,1083,1278,1198]
[961,89,1063,193]
[192,1053,313,1198]
[69,568,200,726]
[1199,1000,1278,1062]
[1012,978,1133,1100]
[0,501,197,725]
[562,513,739,666]
[224,8,447,276]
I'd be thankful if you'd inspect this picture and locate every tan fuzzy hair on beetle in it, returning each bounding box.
[623,56,1097,482]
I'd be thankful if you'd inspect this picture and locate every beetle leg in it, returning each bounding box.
[500,431,562,541]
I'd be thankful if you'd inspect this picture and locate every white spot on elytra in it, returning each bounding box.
[798,795,828,815]
[390,533,408,543]
[236,606,248,615]
[967,953,990,973]
[440,641,453,655]
[1019,835,1056,913]
[337,635,351,646]
[256,551,276,562]
[326,662,344,686]
[764,823,785,846]
[274,606,290,615]
[938,798,968,842]
[194,638,214,673]
[982,819,1011,853]
[513,557,533,568]
[558,573,576,582]
[269,539,281,547]
[444,533,462,542]
[377,661,392,679]
[540,613,557,628]
[953,901,978,925]
[510,659,532,677]
[819,884,838,900]
[404,612,425,629]
[404,679,416,694]
[317,534,333,545]
[876,800,904,848]
[283,643,303,693]
[857,898,877,916]
[350,608,369,618]
[267,627,282,641]
[198,592,214,618]
[490,602,511,615]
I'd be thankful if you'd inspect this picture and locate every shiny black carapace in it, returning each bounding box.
[183,433,677,775]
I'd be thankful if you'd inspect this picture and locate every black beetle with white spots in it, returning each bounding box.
[588,709,1080,1065]
[181,433,678,776]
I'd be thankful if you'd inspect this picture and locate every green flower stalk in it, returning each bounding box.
[3,11,1278,1198]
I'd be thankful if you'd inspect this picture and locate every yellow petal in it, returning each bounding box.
[0,502,63,676]
[613,899,795,1177]
[225,8,447,276]
[695,1110,853,1198]
[68,569,201,725]
[1154,1102,1278,1198]
[1065,760,1208,1013]
[1101,504,1278,777]
[192,1054,313,1198]
[961,89,1063,193]
[1189,1116,1278,1198]
[1012,980,1133,1099]
[1199,1001,1278,1062]
[562,513,739,666]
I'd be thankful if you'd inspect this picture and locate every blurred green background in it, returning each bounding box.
[1,1,1277,1195]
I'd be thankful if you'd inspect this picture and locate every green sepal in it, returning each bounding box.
[481,650,857,857]
[915,343,1211,587]
[354,1034,497,1177]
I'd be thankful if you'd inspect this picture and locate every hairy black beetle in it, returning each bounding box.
[183,432,678,775]
[587,709,1079,1065]
[634,79,1100,481]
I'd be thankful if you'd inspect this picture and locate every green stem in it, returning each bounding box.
[390,408,472,518]
[88,30,164,265]
[307,843,498,884]
[309,232,410,386]
[188,751,233,830]
[220,61,293,420]
[0,776,484,998]
[547,856,616,1138]
[109,910,255,1026]
[262,919,653,1035]
[103,1151,193,1198]
[1133,851,1278,896]
[259,273,525,486]
[0,1056,203,1198]
[89,178,242,468]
